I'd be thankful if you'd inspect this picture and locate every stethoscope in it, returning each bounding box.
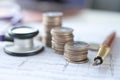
[1,26,44,57]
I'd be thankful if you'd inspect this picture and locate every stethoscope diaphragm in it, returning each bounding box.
[4,26,44,57]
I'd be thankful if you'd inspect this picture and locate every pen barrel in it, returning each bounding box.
[97,45,110,60]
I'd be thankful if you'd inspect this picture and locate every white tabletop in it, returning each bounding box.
[0,9,120,80]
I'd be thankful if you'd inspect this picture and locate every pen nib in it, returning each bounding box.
[93,59,101,66]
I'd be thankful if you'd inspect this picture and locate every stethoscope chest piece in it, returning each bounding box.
[4,26,44,57]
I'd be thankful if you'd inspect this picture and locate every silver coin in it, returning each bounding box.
[51,34,74,38]
[43,19,62,24]
[65,41,89,51]
[65,57,87,62]
[64,57,88,64]
[43,12,63,17]
[44,23,61,27]
[52,38,73,43]
[88,43,100,51]
[64,49,88,54]
[51,26,74,54]
[52,40,65,45]
[52,37,73,41]
[64,41,89,64]
[51,27,73,34]
[42,12,63,47]
[54,50,64,55]
[64,51,88,56]
[52,44,64,49]
[64,53,87,59]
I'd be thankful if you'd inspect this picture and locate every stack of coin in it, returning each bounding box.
[64,41,89,64]
[42,12,63,47]
[51,27,74,54]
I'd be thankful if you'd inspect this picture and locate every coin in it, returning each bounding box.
[65,41,89,51]
[43,12,63,17]
[51,27,74,54]
[42,12,63,47]
[64,57,88,64]
[88,43,100,51]
[64,41,89,64]
[51,27,73,35]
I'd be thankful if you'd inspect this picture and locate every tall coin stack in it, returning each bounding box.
[42,12,63,47]
[51,27,74,54]
[64,41,89,64]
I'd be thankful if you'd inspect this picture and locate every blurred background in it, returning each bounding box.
[0,0,120,23]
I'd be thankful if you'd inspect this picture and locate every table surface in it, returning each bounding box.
[0,9,120,80]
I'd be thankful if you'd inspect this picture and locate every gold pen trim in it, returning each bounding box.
[97,45,110,60]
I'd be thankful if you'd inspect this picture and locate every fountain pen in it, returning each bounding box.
[93,32,116,66]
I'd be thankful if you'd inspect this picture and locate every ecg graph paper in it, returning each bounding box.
[0,33,120,80]
[0,13,120,79]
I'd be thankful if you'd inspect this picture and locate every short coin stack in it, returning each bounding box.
[42,12,63,47]
[64,41,89,64]
[51,27,74,54]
